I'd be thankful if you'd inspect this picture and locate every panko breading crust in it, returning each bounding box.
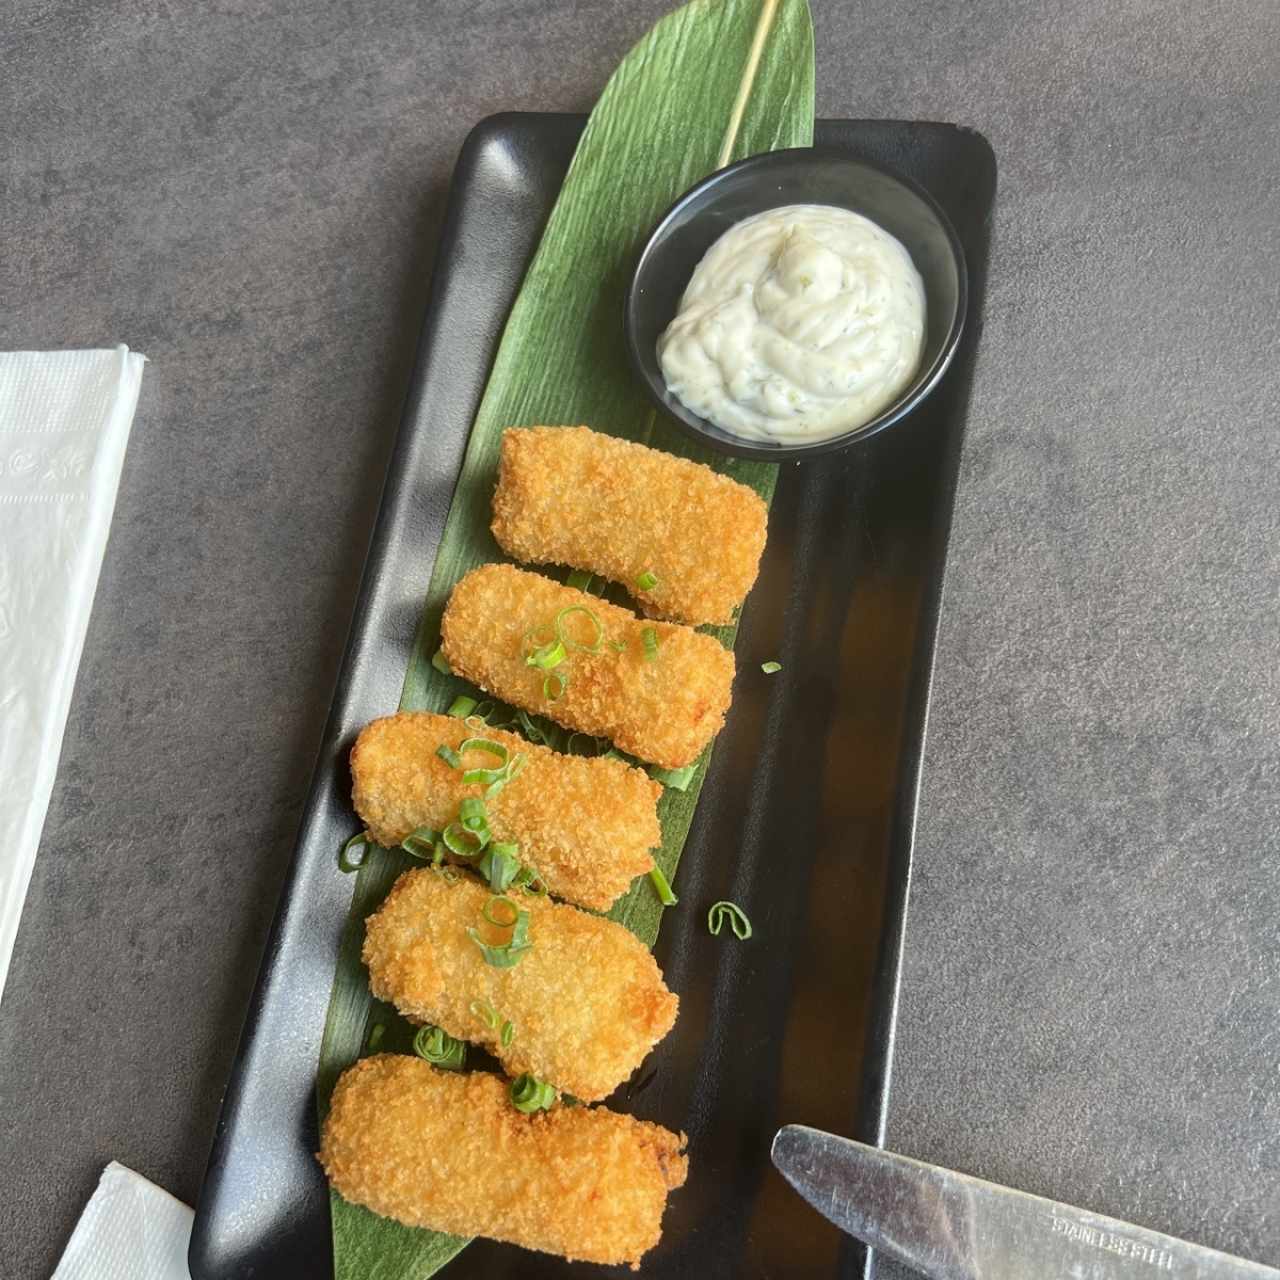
[319,1056,687,1269]
[350,711,660,911]
[491,425,768,626]
[440,563,734,769]
[363,869,678,1101]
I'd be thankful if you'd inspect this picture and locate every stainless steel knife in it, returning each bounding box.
[771,1125,1278,1279]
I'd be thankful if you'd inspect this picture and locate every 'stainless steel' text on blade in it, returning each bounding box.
[770,1125,1279,1280]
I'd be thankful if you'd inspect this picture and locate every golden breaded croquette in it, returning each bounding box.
[363,868,677,1101]
[440,563,733,769]
[351,711,660,911]
[492,425,768,626]
[320,1056,687,1269]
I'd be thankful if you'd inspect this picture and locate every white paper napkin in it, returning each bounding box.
[52,1162,193,1280]
[0,346,144,1006]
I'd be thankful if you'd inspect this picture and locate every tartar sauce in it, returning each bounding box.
[657,204,926,444]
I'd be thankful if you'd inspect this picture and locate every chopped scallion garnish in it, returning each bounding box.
[516,709,544,741]
[554,605,603,653]
[509,1073,557,1113]
[500,1019,515,1047]
[468,896,533,968]
[761,661,782,674]
[543,670,567,701]
[366,1021,385,1052]
[475,841,521,893]
[443,820,487,857]
[635,570,659,590]
[641,627,660,662]
[413,1024,466,1071]
[650,763,696,791]
[483,894,518,926]
[339,831,370,873]
[470,1000,498,1029]
[485,752,526,799]
[649,865,678,906]
[707,900,753,940]
[401,826,441,861]
[566,569,594,592]
[457,737,510,785]
[447,695,478,718]
[431,648,452,675]
[512,863,548,896]
[460,737,507,764]
[525,638,567,670]
[436,743,463,769]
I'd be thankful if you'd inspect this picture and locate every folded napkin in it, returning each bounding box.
[0,346,144,1006]
[52,1162,193,1280]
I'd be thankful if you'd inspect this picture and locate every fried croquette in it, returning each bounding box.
[440,563,733,769]
[363,868,677,1101]
[319,1055,687,1269]
[491,425,768,626]
[350,711,660,911]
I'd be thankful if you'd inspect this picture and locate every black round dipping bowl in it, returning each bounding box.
[624,148,968,460]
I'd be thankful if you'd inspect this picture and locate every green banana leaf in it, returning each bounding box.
[318,1,814,1275]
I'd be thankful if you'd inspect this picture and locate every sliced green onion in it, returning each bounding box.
[474,841,521,893]
[483,894,519,927]
[469,999,500,1030]
[761,661,782,674]
[459,796,487,828]
[609,639,627,652]
[543,670,567,702]
[641,626,660,662]
[512,863,548,896]
[708,900,753,940]
[509,1074,557,1114]
[366,1021,385,1052]
[460,741,510,786]
[516,709,546,743]
[447,695,478,718]
[436,743,463,769]
[649,865,678,906]
[635,570,658,590]
[650,763,697,791]
[401,826,441,861]
[468,929,532,968]
[485,752,526,799]
[460,737,508,765]
[566,569,594,591]
[566,732,606,756]
[434,863,460,883]
[443,821,486,858]
[554,605,603,653]
[525,638,567,670]
[413,1024,466,1071]
[339,832,370,873]
[469,897,532,968]
[500,1019,515,1047]
[431,647,452,675]
[560,1092,581,1107]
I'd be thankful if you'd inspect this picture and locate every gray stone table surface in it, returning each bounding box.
[2,0,1277,1276]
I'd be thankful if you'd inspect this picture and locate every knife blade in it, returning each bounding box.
[771,1125,1278,1280]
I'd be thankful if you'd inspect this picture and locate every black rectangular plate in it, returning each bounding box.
[190,113,996,1280]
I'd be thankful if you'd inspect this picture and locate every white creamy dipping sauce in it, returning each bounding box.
[657,204,926,444]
